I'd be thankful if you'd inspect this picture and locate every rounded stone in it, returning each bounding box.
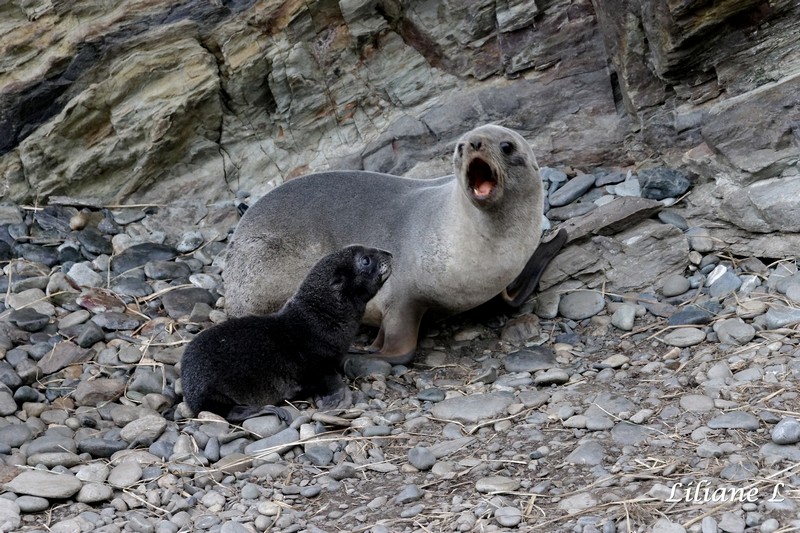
[394,484,424,504]
[429,392,514,424]
[14,495,49,513]
[108,462,143,488]
[504,347,557,373]
[610,304,636,331]
[533,368,569,385]
[495,507,523,528]
[475,476,520,493]
[0,498,20,531]
[565,441,605,465]
[416,388,446,402]
[76,483,114,503]
[662,328,706,347]
[679,394,715,413]
[558,290,606,320]
[707,412,760,431]
[176,231,204,253]
[661,274,690,297]
[3,470,82,498]
[771,417,800,445]
[714,318,756,345]
[408,446,436,471]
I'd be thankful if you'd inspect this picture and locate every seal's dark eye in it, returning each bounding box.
[360,256,372,267]
[456,143,464,157]
[500,141,515,155]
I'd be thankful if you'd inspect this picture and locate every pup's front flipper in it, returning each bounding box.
[226,405,292,425]
[314,374,353,411]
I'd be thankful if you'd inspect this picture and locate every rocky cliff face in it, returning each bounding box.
[1,0,798,241]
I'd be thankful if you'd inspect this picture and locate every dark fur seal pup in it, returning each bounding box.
[224,124,566,364]
[180,245,392,421]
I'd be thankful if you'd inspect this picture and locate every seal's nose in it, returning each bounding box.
[470,139,482,150]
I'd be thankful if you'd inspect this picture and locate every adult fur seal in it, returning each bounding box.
[181,245,392,421]
[224,124,566,364]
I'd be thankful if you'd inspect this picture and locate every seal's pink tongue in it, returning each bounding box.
[475,181,493,196]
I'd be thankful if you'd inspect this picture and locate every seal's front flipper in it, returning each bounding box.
[502,228,568,308]
[366,309,421,365]
[227,405,292,425]
[314,374,353,411]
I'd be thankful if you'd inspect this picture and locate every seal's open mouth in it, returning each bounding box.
[379,261,392,283]
[467,157,497,202]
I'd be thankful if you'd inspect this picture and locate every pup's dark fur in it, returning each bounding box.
[180,245,392,421]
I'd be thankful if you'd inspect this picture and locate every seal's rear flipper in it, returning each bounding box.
[502,228,568,308]
[227,405,292,425]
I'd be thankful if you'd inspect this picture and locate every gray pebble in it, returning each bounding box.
[241,414,285,438]
[701,516,718,533]
[765,305,800,329]
[430,392,513,424]
[362,425,391,437]
[395,484,423,504]
[417,388,446,402]
[707,412,760,431]
[240,483,261,500]
[76,483,114,503]
[718,512,745,533]
[399,503,424,518]
[771,417,800,444]
[533,368,570,385]
[662,328,706,347]
[686,227,714,252]
[661,274,690,297]
[594,169,626,186]
[108,462,143,488]
[558,290,605,320]
[651,518,687,533]
[609,177,640,197]
[679,394,715,412]
[304,445,334,466]
[408,446,436,470]
[549,173,595,207]
[244,427,299,455]
[343,355,392,379]
[714,318,755,345]
[638,167,690,200]
[610,304,636,331]
[176,231,204,253]
[760,519,780,533]
[534,291,560,319]
[547,202,596,221]
[504,347,557,372]
[475,476,520,493]
[329,462,357,481]
[668,306,713,326]
[709,270,742,298]
[565,441,605,465]
[14,495,50,513]
[657,210,689,230]
[300,485,322,498]
[0,424,33,448]
[586,416,614,431]
[67,262,104,287]
[495,506,523,527]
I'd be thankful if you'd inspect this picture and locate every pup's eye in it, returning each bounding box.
[456,143,464,157]
[360,256,372,267]
[500,141,515,155]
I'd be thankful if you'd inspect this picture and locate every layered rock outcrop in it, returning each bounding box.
[1,0,798,252]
